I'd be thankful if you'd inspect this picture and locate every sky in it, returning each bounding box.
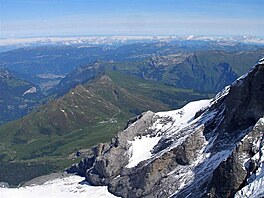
[0,0,264,38]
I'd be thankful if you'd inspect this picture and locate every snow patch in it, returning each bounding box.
[23,87,37,96]
[156,99,211,118]
[0,175,117,198]
[212,85,230,104]
[154,99,212,135]
[126,135,161,168]
[258,57,264,65]
[235,176,264,198]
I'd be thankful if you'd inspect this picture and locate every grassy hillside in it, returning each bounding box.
[0,71,209,185]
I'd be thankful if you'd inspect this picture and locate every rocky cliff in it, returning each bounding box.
[67,58,264,198]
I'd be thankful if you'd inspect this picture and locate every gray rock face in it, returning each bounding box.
[206,120,264,198]
[66,156,95,177]
[66,111,156,183]
[86,111,156,186]
[68,60,264,198]
[0,182,9,188]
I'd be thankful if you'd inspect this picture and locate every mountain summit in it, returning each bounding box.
[67,59,264,198]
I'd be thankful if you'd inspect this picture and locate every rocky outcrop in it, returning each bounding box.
[206,118,264,198]
[124,114,143,130]
[66,111,156,184]
[68,59,264,197]
[0,182,9,188]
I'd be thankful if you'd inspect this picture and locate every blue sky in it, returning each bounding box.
[0,0,264,38]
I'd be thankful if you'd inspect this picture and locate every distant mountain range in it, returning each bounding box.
[0,42,263,124]
[51,49,264,96]
[1,35,264,50]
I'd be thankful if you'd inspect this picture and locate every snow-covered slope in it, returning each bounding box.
[126,99,211,169]
[126,135,161,168]
[0,175,117,198]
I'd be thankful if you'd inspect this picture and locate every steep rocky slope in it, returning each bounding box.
[67,58,264,197]
[0,68,44,125]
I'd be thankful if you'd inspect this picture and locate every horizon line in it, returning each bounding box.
[1,34,264,40]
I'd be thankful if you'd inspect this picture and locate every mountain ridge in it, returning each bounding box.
[67,59,264,197]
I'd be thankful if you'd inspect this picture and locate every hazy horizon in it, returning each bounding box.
[1,34,264,39]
